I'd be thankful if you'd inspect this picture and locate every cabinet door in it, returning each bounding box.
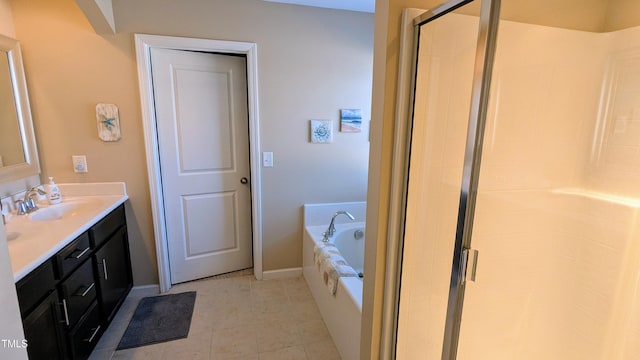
[23,289,67,360]
[16,259,56,318]
[94,227,132,324]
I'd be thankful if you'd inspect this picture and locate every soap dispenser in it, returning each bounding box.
[45,177,62,205]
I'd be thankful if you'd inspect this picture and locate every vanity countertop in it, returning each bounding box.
[5,182,128,282]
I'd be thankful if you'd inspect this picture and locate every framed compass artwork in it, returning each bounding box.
[310,119,333,144]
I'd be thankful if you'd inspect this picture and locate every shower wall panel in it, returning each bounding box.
[478,20,605,192]
[459,190,640,359]
[587,27,640,198]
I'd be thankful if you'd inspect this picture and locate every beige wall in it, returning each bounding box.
[0,0,14,37]
[8,0,373,285]
[605,0,640,31]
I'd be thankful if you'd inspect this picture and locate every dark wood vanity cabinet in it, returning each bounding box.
[90,205,132,325]
[94,226,132,324]
[15,204,132,360]
[22,289,68,360]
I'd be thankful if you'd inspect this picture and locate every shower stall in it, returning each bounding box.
[387,0,640,358]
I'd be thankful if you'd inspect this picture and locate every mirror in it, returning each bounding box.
[0,51,24,167]
[0,34,40,194]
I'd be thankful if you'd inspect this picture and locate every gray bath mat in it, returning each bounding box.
[117,291,196,349]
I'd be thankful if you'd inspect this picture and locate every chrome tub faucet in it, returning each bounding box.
[322,210,355,242]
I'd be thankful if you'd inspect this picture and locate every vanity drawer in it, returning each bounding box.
[68,300,102,360]
[60,260,96,329]
[16,259,56,317]
[90,205,125,248]
[55,232,91,279]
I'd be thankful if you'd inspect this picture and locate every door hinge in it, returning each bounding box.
[461,248,479,285]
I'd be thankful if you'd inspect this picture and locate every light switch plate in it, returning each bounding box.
[263,152,273,167]
[72,155,88,173]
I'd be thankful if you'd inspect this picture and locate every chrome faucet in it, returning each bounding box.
[16,187,46,215]
[322,210,355,242]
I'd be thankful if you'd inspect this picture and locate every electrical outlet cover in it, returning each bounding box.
[72,155,88,173]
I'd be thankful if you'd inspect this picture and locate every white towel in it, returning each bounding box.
[323,260,358,295]
[313,242,324,269]
[314,242,358,295]
[314,243,340,271]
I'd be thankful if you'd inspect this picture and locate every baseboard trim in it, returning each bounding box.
[262,267,303,280]
[130,284,160,296]
[130,268,302,291]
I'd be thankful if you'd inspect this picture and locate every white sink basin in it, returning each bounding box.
[29,199,100,222]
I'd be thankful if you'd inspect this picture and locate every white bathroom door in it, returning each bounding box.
[150,48,253,284]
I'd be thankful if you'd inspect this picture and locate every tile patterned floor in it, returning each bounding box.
[88,274,341,360]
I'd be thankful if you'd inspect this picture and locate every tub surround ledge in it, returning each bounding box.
[4,182,128,282]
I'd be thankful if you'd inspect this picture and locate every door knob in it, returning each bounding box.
[240,177,248,184]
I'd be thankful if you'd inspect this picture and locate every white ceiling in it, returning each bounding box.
[263,0,375,13]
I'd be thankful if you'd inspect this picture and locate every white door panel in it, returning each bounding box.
[181,192,239,256]
[151,48,252,284]
[174,67,234,172]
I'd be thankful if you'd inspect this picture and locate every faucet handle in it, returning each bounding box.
[25,197,38,213]
[15,200,27,215]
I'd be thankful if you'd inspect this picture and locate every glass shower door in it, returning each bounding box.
[395,3,481,358]
[456,3,640,359]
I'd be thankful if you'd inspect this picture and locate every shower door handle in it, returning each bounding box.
[461,248,479,285]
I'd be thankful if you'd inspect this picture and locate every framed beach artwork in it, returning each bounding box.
[340,109,362,133]
[310,119,333,143]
